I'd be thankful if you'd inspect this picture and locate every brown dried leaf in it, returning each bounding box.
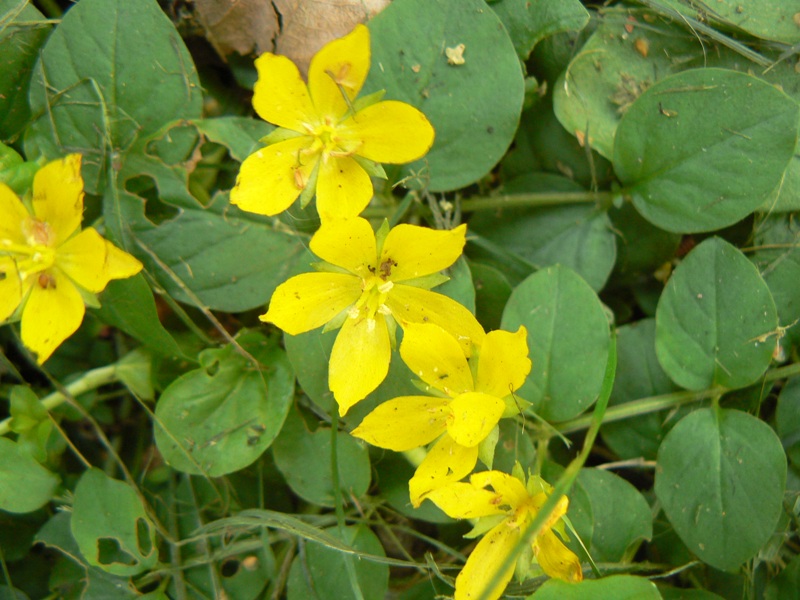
[273,0,391,75]
[193,0,280,57]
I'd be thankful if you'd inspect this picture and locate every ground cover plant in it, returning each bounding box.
[1,0,799,598]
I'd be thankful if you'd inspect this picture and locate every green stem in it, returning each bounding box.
[0,364,119,436]
[361,191,612,219]
[330,411,365,600]
[555,362,800,435]
[459,191,613,213]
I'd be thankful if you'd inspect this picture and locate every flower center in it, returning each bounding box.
[0,217,57,278]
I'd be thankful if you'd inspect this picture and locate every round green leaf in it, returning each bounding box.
[26,0,203,193]
[154,332,294,476]
[654,407,787,571]
[553,10,704,160]
[655,237,778,390]
[575,468,652,562]
[501,265,610,421]
[601,319,681,460]
[286,525,388,600]
[365,0,524,191]
[777,377,800,466]
[272,408,371,508]
[614,68,799,233]
[469,261,513,332]
[659,588,725,600]
[0,438,59,514]
[71,468,157,577]
[529,575,661,599]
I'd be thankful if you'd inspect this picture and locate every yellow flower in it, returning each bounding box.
[0,155,143,363]
[230,24,435,221]
[426,470,583,600]
[352,323,531,506]
[261,217,484,415]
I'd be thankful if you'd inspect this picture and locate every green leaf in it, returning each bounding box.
[26,0,203,193]
[286,525,389,600]
[614,68,799,233]
[0,437,58,513]
[601,319,682,460]
[654,407,787,571]
[609,202,681,279]
[660,0,800,45]
[35,511,139,599]
[116,348,155,401]
[553,9,703,160]
[71,468,157,576]
[0,585,29,600]
[94,274,183,357]
[194,116,274,162]
[575,468,652,562]
[0,0,50,141]
[136,205,312,312]
[489,0,589,60]
[658,589,725,600]
[365,0,524,191]
[470,175,616,292]
[777,376,800,466]
[272,408,371,508]
[502,265,610,422]
[655,237,778,390]
[529,575,662,599]
[469,260,513,331]
[8,385,52,463]
[153,332,294,476]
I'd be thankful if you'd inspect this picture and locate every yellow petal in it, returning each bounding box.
[261,272,361,335]
[329,313,391,415]
[409,435,478,507]
[315,155,373,221]
[399,322,473,396]
[475,326,531,398]
[382,223,466,282]
[469,471,529,509]
[21,268,85,363]
[350,396,449,451]
[307,24,370,119]
[230,137,317,216]
[385,286,485,355]
[56,228,141,293]
[534,530,583,583]
[310,217,376,276]
[455,523,520,600]
[252,52,317,132]
[340,101,435,163]
[102,239,144,281]
[0,183,29,244]
[447,392,505,447]
[0,259,23,322]
[31,154,84,246]
[424,481,507,520]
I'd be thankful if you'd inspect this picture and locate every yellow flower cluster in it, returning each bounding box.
[0,24,583,599]
[232,26,584,599]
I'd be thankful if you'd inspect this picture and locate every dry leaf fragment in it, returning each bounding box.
[194,0,279,57]
[446,43,466,65]
[273,0,390,75]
